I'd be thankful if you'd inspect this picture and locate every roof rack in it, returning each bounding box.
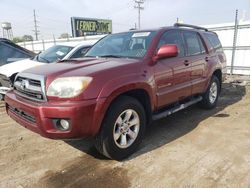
[174,23,208,32]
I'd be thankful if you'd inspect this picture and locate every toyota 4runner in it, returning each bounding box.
[5,23,227,160]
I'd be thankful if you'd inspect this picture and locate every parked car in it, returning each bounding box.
[5,23,227,160]
[0,38,35,66]
[0,43,93,100]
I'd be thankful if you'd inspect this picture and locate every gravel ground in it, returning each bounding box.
[0,76,250,188]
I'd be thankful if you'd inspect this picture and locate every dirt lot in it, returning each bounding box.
[0,77,250,188]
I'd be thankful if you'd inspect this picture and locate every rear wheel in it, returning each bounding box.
[200,75,220,109]
[95,96,146,160]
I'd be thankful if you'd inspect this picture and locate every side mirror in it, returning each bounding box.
[154,44,178,61]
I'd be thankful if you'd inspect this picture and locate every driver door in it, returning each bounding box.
[154,30,192,108]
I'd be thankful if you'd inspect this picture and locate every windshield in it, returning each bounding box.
[35,45,73,63]
[86,31,156,59]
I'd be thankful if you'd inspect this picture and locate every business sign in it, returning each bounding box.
[71,17,112,37]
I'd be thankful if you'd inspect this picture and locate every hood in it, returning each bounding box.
[0,58,44,77]
[23,57,141,79]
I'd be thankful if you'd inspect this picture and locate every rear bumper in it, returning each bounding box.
[5,91,106,139]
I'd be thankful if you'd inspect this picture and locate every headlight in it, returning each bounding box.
[47,77,92,98]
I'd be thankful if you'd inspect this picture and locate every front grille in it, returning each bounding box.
[8,105,36,124]
[13,73,46,102]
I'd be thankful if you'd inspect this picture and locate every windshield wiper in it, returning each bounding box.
[98,55,123,58]
[84,55,95,58]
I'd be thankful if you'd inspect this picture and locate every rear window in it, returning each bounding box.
[204,33,222,50]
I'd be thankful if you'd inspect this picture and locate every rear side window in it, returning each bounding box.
[0,43,30,66]
[157,30,185,57]
[204,33,222,50]
[183,31,205,56]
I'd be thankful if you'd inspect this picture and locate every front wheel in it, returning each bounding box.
[199,75,220,109]
[95,96,146,160]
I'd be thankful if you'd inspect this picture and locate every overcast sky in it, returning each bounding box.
[0,0,250,39]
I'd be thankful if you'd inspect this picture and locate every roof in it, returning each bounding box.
[119,23,213,34]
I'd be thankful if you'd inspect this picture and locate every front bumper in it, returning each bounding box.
[0,74,12,88]
[5,91,106,139]
[0,86,11,95]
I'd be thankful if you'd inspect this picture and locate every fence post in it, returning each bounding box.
[53,34,56,44]
[231,9,239,75]
[42,40,45,51]
[31,40,34,52]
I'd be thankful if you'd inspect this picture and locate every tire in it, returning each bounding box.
[199,75,220,109]
[95,96,146,160]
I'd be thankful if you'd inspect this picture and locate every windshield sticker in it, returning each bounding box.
[132,32,150,38]
[56,51,65,56]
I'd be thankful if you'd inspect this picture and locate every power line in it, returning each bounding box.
[134,0,144,30]
[33,9,40,40]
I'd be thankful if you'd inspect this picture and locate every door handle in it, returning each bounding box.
[183,60,190,66]
[205,57,210,62]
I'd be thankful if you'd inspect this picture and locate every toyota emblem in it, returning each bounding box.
[20,80,29,90]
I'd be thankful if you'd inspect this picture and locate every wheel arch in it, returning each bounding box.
[212,69,222,92]
[92,84,155,136]
[204,68,222,93]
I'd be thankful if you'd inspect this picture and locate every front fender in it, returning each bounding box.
[98,73,156,108]
[90,73,156,136]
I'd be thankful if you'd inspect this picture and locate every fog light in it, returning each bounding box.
[53,119,70,131]
[60,119,70,130]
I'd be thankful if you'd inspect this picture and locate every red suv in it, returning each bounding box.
[5,23,227,160]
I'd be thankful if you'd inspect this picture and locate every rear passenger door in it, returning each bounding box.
[182,31,208,95]
[154,30,192,108]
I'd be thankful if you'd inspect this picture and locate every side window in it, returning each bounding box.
[157,31,185,57]
[71,47,90,58]
[197,35,206,54]
[183,31,203,56]
[0,43,29,65]
[204,33,222,50]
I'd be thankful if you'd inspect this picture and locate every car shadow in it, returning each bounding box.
[65,83,246,160]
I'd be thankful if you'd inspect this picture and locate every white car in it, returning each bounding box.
[0,42,96,100]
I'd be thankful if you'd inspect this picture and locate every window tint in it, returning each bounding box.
[157,31,185,57]
[183,31,203,56]
[204,33,222,50]
[0,43,30,66]
[197,35,206,54]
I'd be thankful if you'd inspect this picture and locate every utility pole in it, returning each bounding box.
[33,9,40,41]
[134,0,144,30]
